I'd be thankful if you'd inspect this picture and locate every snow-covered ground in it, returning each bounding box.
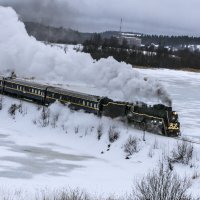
[0,94,200,199]
[0,5,200,199]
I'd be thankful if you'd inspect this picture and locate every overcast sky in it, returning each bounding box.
[0,0,200,36]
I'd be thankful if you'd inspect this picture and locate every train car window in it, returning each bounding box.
[59,95,62,100]
[83,100,85,105]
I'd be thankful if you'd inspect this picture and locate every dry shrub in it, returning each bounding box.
[124,136,139,156]
[170,141,193,165]
[97,124,103,140]
[132,162,192,200]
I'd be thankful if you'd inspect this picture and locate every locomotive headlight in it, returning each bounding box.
[171,115,177,122]
[153,120,157,125]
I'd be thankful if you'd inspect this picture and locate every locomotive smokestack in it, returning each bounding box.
[156,87,172,106]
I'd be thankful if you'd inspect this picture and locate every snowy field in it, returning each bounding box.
[0,6,200,199]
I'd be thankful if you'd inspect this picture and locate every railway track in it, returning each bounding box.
[173,135,200,145]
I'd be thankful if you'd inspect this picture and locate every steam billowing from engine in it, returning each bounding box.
[155,87,172,106]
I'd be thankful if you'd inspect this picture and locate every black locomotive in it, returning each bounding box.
[0,76,180,136]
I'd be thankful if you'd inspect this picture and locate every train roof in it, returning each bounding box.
[48,87,101,102]
[5,78,48,90]
[4,77,101,102]
[0,76,101,102]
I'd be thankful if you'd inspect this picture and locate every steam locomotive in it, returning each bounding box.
[0,76,180,136]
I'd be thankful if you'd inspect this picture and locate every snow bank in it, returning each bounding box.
[0,6,171,105]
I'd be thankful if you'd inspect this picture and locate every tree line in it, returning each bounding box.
[82,34,200,69]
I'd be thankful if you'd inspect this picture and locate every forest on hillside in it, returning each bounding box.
[82,34,200,69]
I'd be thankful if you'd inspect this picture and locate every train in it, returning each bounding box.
[0,75,180,137]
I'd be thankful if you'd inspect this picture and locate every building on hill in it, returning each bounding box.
[117,32,142,47]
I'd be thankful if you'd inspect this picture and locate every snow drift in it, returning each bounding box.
[0,6,171,105]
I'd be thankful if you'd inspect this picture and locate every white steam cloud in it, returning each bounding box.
[0,6,171,106]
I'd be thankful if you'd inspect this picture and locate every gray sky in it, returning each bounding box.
[0,0,200,35]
